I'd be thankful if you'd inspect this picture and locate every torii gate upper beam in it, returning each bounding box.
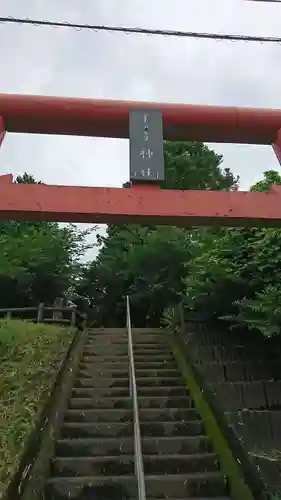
[0,93,281,145]
[1,93,281,226]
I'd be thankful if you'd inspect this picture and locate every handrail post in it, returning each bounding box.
[53,297,63,321]
[37,303,44,323]
[71,308,77,327]
[126,295,146,500]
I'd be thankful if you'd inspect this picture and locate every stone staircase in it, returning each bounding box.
[44,328,231,499]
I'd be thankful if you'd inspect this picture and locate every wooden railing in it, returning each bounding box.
[0,303,87,328]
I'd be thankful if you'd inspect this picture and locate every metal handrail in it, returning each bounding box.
[126,295,146,500]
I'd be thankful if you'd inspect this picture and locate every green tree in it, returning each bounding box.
[88,164,281,336]
[250,170,281,192]
[76,141,238,326]
[184,170,281,337]
[0,173,89,307]
[163,141,239,191]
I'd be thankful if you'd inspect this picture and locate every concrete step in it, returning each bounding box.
[55,435,212,456]
[84,346,171,355]
[52,452,219,477]
[78,366,129,378]
[77,369,129,379]
[46,472,227,498]
[69,397,132,410]
[132,337,169,343]
[55,437,133,457]
[72,386,187,398]
[74,377,129,388]
[133,342,169,348]
[64,407,198,423]
[83,346,128,354]
[141,420,204,437]
[82,351,128,358]
[87,328,163,335]
[87,328,127,334]
[135,368,181,378]
[85,340,127,346]
[134,361,177,369]
[64,408,133,423]
[85,336,168,345]
[133,354,174,362]
[75,375,183,388]
[78,367,183,380]
[52,455,135,477]
[133,347,171,354]
[135,377,183,387]
[76,369,183,384]
[85,339,169,348]
[132,328,164,334]
[137,386,188,397]
[86,335,127,340]
[80,361,130,370]
[139,407,199,422]
[69,395,195,410]
[82,355,129,363]
[72,387,130,398]
[138,396,195,409]
[86,335,127,342]
[132,338,170,344]
[143,453,219,474]
[60,420,204,439]
[61,422,133,438]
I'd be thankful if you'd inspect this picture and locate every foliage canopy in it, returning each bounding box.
[0,173,90,307]
[2,160,281,338]
[77,152,281,337]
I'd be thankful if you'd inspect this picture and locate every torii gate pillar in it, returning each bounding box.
[0,116,5,148]
[273,129,281,166]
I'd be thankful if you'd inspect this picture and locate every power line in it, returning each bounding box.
[0,16,281,44]
[245,0,281,3]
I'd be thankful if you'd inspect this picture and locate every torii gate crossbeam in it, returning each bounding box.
[1,93,281,226]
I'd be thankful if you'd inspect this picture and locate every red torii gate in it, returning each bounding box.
[1,93,281,227]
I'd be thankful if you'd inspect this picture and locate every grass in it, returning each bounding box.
[0,319,74,499]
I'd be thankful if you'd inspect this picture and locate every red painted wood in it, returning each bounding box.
[1,93,281,144]
[0,174,13,184]
[273,128,281,165]
[1,177,281,227]
[1,94,281,225]
[0,116,5,147]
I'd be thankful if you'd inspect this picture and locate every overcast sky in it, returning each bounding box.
[0,0,281,255]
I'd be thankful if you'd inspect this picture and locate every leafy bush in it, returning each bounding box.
[228,285,281,338]
[161,307,181,333]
